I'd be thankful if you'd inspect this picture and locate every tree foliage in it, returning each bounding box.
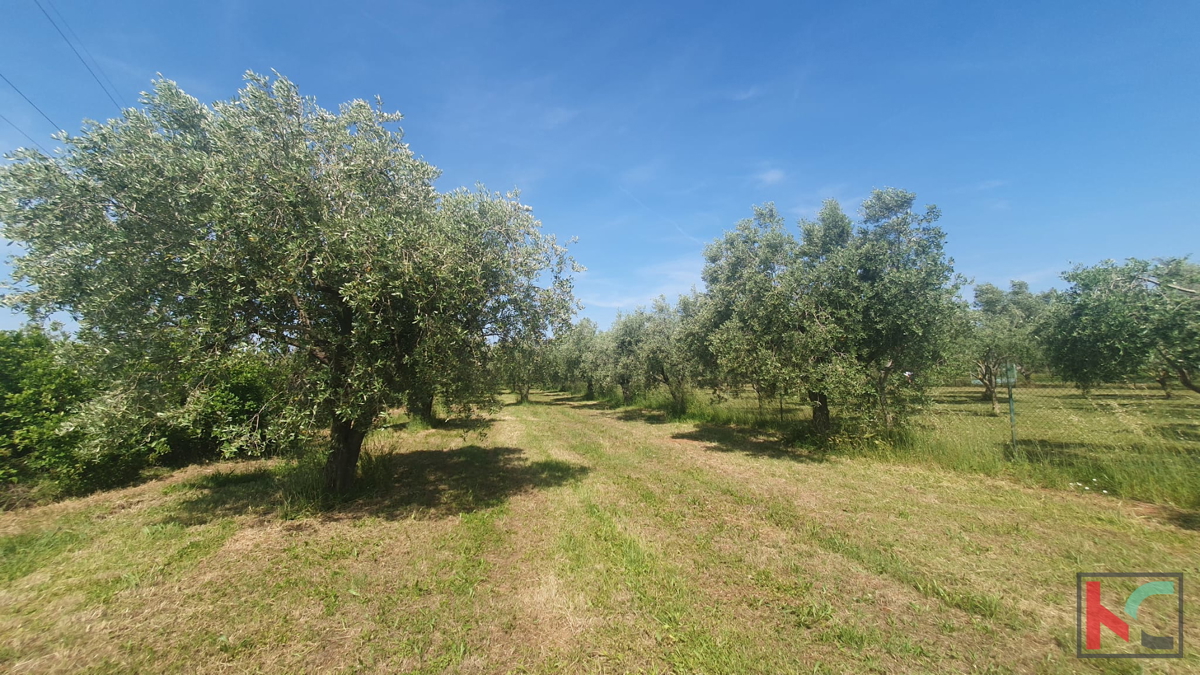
[965,281,1055,411]
[1043,258,1200,394]
[0,73,574,492]
[0,327,91,486]
[568,189,963,433]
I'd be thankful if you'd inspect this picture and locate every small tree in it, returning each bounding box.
[0,326,92,486]
[603,310,651,405]
[641,297,695,415]
[0,73,573,492]
[966,281,1053,412]
[699,204,804,414]
[546,318,602,398]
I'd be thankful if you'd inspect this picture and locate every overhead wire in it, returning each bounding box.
[31,0,123,112]
[0,112,51,154]
[43,0,129,109]
[0,70,62,131]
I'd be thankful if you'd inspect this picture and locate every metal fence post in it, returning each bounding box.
[1007,362,1020,459]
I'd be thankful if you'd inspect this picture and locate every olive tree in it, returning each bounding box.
[967,281,1054,412]
[545,318,602,398]
[639,296,696,415]
[1043,258,1199,394]
[603,310,651,405]
[0,73,573,492]
[800,190,965,428]
[699,204,807,414]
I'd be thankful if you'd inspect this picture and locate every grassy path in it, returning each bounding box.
[1,393,1198,673]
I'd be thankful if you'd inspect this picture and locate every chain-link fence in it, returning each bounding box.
[923,365,1200,505]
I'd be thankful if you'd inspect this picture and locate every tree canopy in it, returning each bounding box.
[0,73,575,492]
[1043,258,1199,394]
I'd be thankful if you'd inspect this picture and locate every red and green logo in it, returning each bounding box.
[1077,573,1184,659]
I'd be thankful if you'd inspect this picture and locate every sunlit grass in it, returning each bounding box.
[602,379,1200,508]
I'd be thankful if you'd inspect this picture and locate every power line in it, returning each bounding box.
[32,0,123,113]
[0,112,51,154]
[43,0,128,109]
[0,70,61,131]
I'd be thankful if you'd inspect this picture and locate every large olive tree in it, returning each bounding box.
[0,73,573,492]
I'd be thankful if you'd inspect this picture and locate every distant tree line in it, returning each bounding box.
[533,215,1198,427]
[533,191,967,431]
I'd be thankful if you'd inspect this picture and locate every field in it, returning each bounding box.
[2,391,1199,673]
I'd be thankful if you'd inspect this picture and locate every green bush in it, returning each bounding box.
[0,327,92,488]
[1,328,303,499]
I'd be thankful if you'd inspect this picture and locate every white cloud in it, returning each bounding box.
[756,168,785,187]
[731,86,761,101]
[786,183,860,219]
[542,107,578,129]
[576,256,704,317]
[620,161,662,185]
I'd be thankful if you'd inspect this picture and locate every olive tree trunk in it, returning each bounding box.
[808,390,831,434]
[324,416,370,493]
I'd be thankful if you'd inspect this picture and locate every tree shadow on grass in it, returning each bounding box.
[377,417,496,433]
[1010,438,1200,464]
[353,445,588,519]
[672,424,826,463]
[158,467,279,527]
[614,408,668,424]
[161,446,589,526]
[1163,509,1200,531]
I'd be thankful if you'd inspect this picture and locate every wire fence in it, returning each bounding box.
[921,365,1200,505]
[932,366,1200,456]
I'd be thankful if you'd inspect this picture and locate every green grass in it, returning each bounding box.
[894,382,1200,508]
[603,379,1200,509]
[1,391,1198,672]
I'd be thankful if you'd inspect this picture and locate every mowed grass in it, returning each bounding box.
[631,380,1200,511]
[1,392,1199,673]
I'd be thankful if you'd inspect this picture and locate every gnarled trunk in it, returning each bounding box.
[977,361,1000,414]
[808,390,830,434]
[875,366,894,430]
[324,416,370,493]
[1154,369,1172,399]
[407,387,435,424]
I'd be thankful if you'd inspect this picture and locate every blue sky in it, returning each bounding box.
[2,1,1198,330]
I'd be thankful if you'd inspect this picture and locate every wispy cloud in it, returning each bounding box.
[620,160,662,185]
[950,179,1008,194]
[731,86,762,101]
[787,183,861,219]
[617,186,705,245]
[756,168,785,187]
[1015,265,1064,285]
[542,107,578,129]
[576,256,704,315]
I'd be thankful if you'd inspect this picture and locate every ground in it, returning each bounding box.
[1,392,1198,673]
